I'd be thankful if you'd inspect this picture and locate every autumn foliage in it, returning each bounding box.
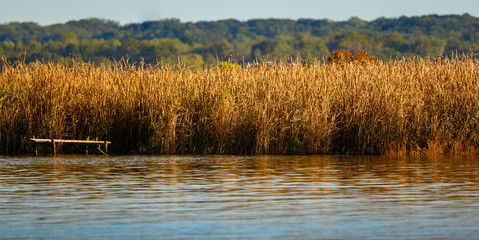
[327,49,376,64]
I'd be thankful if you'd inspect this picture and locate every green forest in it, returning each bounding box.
[1,14,478,65]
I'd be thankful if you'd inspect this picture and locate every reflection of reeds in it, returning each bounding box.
[1,56,478,155]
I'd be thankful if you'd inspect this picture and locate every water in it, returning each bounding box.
[1,155,478,239]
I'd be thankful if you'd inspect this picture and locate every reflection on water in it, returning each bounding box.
[1,155,478,239]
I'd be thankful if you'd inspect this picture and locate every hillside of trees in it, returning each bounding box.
[0,14,478,65]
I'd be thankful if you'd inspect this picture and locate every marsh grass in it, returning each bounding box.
[1,56,478,155]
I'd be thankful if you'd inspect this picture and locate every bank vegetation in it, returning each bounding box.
[1,55,478,155]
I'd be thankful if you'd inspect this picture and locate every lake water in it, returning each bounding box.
[1,155,478,239]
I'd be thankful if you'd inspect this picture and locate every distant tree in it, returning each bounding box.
[444,39,474,55]
[379,33,409,52]
[327,32,373,53]
[251,37,294,59]
[179,53,204,66]
[193,39,234,62]
[1,15,479,64]
[119,38,141,61]
[0,40,15,54]
[412,37,446,56]
[295,33,329,60]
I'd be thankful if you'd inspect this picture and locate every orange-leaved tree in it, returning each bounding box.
[327,49,376,64]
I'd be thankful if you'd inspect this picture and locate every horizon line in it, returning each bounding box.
[0,13,474,27]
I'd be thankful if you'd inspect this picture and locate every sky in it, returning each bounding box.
[0,0,478,26]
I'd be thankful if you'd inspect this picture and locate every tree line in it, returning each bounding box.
[0,14,478,65]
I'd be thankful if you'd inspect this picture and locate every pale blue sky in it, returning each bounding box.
[0,0,478,25]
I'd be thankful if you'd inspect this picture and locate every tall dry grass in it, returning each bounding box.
[1,56,478,155]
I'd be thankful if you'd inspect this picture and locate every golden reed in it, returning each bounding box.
[1,56,478,155]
